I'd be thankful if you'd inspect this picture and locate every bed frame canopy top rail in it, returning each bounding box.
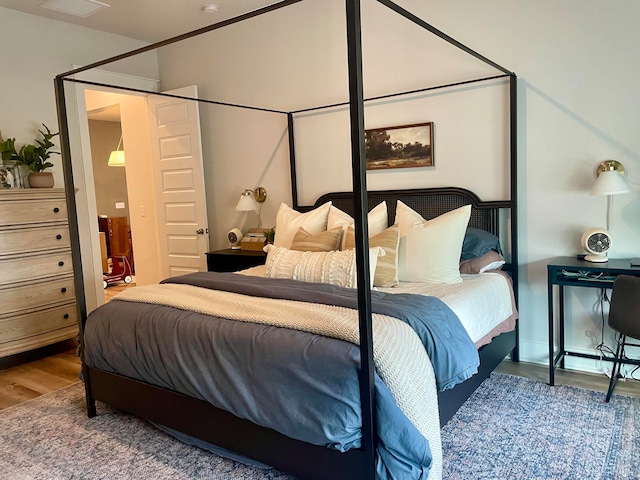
[54,1,518,478]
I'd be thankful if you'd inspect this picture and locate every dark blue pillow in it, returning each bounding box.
[461,227,503,261]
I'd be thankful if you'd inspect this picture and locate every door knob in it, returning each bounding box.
[196,228,205,235]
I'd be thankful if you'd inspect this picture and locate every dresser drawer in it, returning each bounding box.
[0,276,76,316]
[0,251,73,286]
[0,225,71,256]
[0,198,68,226]
[0,304,78,357]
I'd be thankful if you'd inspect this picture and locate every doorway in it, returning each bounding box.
[86,110,136,300]
[69,75,209,313]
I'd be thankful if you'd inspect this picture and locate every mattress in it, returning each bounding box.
[240,267,515,345]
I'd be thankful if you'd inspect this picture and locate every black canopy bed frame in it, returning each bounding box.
[54,1,519,479]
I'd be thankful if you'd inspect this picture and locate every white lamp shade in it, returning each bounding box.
[235,191,259,212]
[108,150,125,167]
[590,170,632,196]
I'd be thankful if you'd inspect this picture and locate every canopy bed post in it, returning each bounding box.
[509,74,519,361]
[54,75,96,417]
[287,112,300,210]
[345,0,377,477]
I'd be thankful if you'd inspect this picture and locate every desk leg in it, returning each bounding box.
[548,274,555,386]
[558,285,565,370]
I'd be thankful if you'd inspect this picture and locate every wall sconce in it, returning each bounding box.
[235,187,267,227]
[108,135,125,167]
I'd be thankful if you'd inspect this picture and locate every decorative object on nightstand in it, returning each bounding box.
[582,160,633,262]
[227,227,243,250]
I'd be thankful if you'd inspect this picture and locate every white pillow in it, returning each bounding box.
[327,201,388,250]
[264,244,385,289]
[395,202,471,284]
[273,202,331,249]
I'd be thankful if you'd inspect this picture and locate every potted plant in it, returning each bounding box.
[0,124,59,188]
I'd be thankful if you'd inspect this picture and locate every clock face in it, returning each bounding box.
[587,232,611,253]
[228,231,239,243]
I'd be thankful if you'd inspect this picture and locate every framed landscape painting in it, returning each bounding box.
[365,122,434,170]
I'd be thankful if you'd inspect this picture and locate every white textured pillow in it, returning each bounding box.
[264,244,385,289]
[273,202,331,249]
[395,202,471,284]
[327,201,388,250]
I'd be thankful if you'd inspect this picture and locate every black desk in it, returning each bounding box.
[547,256,640,385]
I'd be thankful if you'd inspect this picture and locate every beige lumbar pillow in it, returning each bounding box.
[290,227,343,252]
[327,201,388,250]
[344,225,399,288]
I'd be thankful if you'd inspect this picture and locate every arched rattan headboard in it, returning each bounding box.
[308,187,510,237]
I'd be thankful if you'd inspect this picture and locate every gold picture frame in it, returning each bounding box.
[365,122,434,170]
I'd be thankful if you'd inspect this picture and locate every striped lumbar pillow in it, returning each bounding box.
[344,225,399,288]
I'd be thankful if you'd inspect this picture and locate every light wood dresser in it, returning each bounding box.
[0,188,78,357]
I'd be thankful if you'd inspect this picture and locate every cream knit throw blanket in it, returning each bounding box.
[115,283,442,479]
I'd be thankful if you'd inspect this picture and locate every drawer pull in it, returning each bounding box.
[58,261,65,267]
[61,287,67,293]
[54,207,60,213]
[56,234,62,240]
[64,313,69,319]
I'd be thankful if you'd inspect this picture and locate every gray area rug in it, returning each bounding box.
[0,373,637,479]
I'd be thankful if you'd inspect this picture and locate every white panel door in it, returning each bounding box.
[148,86,209,278]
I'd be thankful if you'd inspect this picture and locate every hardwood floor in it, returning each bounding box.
[496,359,640,399]
[0,282,136,411]
[0,339,81,410]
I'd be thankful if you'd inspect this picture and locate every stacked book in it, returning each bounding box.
[241,229,268,251]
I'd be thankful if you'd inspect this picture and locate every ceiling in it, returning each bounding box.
[0,0,279,43]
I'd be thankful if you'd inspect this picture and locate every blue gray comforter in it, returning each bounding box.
[84,272,478,480]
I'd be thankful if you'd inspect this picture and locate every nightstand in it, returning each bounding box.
[206,249,267,272]
[547,256,640,386]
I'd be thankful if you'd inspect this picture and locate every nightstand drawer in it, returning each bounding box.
[206,249,267,272]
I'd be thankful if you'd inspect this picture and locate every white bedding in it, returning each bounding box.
[241,266,513,345]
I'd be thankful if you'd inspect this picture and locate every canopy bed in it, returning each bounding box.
[54,1,519,479]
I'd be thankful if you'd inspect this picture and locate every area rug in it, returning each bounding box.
[441,373,640,480]
[0,373,637,479]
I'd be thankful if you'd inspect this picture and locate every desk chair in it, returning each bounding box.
[605,274,640,402]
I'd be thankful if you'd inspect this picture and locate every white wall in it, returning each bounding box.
[0,7,158,188]
[155,0,640,373]
[411,0,640,372]
[89,120,130,218]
